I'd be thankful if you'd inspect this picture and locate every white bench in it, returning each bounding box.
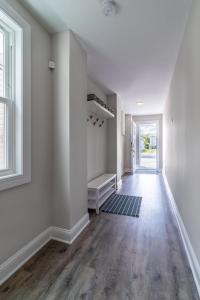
[88,174,117,214]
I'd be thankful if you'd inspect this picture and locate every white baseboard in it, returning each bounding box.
[51,213,90,244]
[0,227,51,286]
[117,179,122,189]
[163,172,200,297]
[124,168,133,174]
[0,213,90,286]
[121,169,125,176]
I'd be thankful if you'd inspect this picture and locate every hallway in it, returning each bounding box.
[0,174,198,300]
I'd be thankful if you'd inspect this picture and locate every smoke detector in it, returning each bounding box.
[101,0,117,16]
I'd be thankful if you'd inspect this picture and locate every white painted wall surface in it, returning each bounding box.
[52,31,71,228]
[121,110,125,176]
[107,94,124,182]
[124,115,132,172]
[0,0,52,264]
[117,96,124,180]
[164,0,200,265]
[107,95,117,178]
[69,32,88,227]
[121,134,125,176]
[52,30,88,229]
[87,79,107,181]
[87,79,107,103]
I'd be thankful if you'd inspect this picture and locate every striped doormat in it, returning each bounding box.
[101,194,142,217]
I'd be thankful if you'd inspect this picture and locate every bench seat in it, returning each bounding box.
[88,173,117,214]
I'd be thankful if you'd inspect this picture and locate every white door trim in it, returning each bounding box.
[135,119,160,171]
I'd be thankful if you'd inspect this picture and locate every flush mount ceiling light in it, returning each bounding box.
[136,101,144,106]
[101,0,117,16]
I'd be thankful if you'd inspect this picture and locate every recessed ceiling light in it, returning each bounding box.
[101,0,117,17]
[136,101,144,106]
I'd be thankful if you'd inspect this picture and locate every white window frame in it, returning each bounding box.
[0,0,31,191]
[0,22,15,176]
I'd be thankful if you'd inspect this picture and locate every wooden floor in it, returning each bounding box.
[0,173,199,300]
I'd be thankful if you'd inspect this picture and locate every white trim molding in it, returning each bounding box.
[51,213,90,244]
[0,213,90,286]
[124,168,133,174]
[117,179,122,189]
[163,172,200,297]
[0,228,51,285]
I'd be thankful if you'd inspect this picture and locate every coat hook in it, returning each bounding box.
[93,121,96,126]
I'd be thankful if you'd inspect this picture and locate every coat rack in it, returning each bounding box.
[87,93,115,128]
[87,114,105,127]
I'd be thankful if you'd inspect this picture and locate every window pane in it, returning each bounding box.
[0,102,7,170]
[0,31,4,97]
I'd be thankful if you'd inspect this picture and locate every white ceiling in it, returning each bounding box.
[19,0,191,115]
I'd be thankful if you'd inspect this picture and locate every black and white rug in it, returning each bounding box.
[101,194,142,217]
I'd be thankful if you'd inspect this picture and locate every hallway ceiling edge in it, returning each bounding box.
[19,0,192,115]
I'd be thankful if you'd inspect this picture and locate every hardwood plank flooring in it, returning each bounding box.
[0,173,199,300]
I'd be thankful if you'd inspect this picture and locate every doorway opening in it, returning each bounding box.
[136,121,159,171]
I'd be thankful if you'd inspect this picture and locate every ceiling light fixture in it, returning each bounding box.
[136,101,144,106]
[101,0,117,17]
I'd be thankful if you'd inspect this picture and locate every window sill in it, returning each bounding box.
[0,173,31,191]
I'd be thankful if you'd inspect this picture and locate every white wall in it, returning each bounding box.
[107,95,117,178]
[107,94,124,182]
[87,79,107,181]
[52,30,88,229]
[164,0,200,265]
[124,115,132,172]
[69,32,88,227]
[121,110,125,176]
[52,31,70,228]
[117,96,124,179]
[0,0,52,264]
[88,79,107,103]
[121,133,125,176]
[87,84,124,182]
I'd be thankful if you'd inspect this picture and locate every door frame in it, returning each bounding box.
[135,120,160,171]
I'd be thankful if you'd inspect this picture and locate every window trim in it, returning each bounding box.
[0,97,13,174]
[0,0,31,191]
[0,24,15,174]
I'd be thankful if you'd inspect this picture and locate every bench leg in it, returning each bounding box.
[96,201,99,214]
[96,191,99,214]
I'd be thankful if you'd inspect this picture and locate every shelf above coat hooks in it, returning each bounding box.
[87,100,115,119]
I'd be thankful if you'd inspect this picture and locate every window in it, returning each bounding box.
[0,17,14,175]
[0,1,31,191]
